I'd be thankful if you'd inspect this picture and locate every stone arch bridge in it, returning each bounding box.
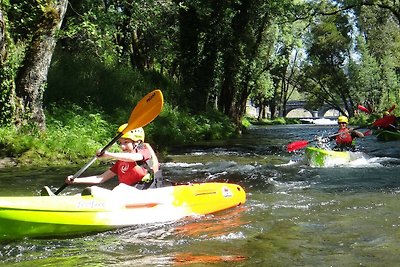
[284,100,339,118]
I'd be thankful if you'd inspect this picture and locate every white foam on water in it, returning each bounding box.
[275,160,299,167]
[323,156,352,167]
[322,152,394,168]
[300,118,337,125]
[163,162,204,168]
[347,157,382,167]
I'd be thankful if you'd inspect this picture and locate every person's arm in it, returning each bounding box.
[65,169,116,184]
[144,143,159,172]
[100,151,144,162]
[351,129,364,138]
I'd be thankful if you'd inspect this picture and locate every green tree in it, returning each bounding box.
[267,22,305,118]
[0,0,68,130]
[348,37,382,112]
[298,12,356,116]
[336,0,400,25]
[351,5,400,112]
[174,0,306,124]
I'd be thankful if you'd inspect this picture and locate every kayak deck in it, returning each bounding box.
[0,183,246,239]
[305,146,352,167]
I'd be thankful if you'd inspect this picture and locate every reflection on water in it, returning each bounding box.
[1,125,400,266]
[172,253,246,266]
[173,206,248,238]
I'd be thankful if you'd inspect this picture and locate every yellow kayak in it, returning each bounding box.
[0,183,246,240]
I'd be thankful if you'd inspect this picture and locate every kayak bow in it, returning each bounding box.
[304,146,366,167]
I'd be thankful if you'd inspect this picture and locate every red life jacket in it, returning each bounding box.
[335,128,353,145]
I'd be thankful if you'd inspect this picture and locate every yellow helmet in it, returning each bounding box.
[337,116,348,124]
[383,111,390,116]
[117,124,145,141]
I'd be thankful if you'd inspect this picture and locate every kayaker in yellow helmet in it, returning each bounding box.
[65,124,160,190]
[330,115,364,151]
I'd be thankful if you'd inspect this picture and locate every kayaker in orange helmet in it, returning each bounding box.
[331,115,364,151]
[65,124,160,191]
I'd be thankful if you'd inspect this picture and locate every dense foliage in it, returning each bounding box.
[0,0,399,165]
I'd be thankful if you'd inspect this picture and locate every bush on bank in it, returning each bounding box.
[0,104,238,166]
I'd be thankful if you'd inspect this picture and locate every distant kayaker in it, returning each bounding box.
[65,124,161,190]
[330,116,364,151]
[380,111,399,132]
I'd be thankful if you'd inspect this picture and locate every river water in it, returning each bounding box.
[1,124,400,266]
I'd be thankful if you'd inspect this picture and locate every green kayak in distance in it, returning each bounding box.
[375,130,400,142]
[305,146,365,167]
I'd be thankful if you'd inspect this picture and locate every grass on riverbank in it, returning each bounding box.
[247,117,302,125]
[0,104,238,167]
[248,115,373,127]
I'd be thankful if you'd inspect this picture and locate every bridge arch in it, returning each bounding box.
[245,100,342,118]
[286,108,313,118]
[319,108,340,118]
[286,101,340,118]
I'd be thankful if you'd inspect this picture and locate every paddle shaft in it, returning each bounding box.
[326,115,394,139]
[310,126,363,146]
[328,126,363,139]
[287,126,365,152]
[54,132,123,195]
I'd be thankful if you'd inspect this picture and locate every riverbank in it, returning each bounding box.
[0,115,370,168]
[0,157,15,168]
[0,104,239,168]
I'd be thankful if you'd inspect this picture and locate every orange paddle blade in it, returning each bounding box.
[388,104,396,113]
[123,89,164,134]
[287,140,309,152]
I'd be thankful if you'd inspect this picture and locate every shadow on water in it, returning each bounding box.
[1,124,400,266]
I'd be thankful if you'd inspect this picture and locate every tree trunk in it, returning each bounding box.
[0,8,13,125]
[14,0,68,131]
[219,0,251,123]
[219,52,236,116]
[177,4,202,110]
[0,9,6,63]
